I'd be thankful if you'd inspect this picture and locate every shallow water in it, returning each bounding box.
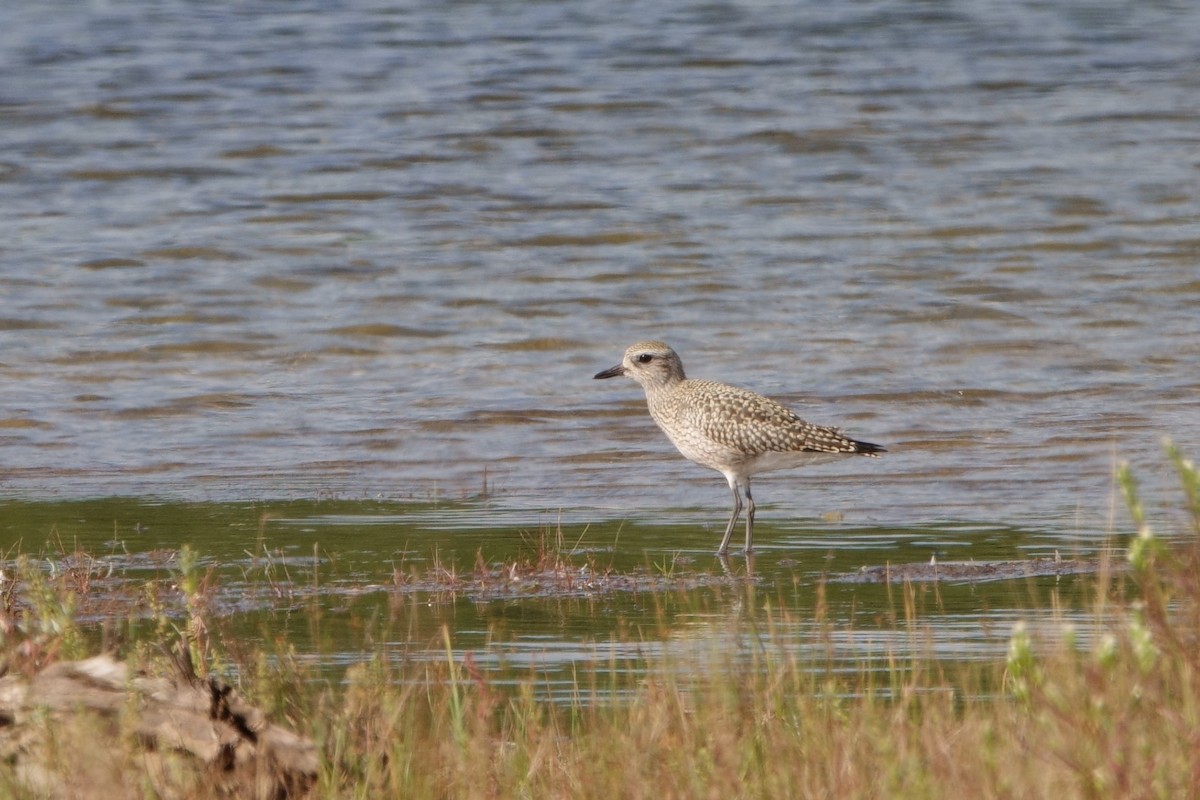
[3,496,1112,698]
[2,1,1198,689]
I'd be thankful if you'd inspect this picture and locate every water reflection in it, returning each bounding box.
[0,497,1114,700]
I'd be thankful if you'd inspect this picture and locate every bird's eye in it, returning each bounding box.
[636,353,654,364]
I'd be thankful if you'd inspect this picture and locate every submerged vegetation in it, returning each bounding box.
[0,447,1198,798]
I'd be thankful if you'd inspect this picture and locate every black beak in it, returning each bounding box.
[593,364,626,380]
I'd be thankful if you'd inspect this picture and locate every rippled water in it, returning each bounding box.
[2,1,1198,687]
[3,1,1198,524]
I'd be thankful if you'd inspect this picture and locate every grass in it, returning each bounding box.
[2,446,1199,798]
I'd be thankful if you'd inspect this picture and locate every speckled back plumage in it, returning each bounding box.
[648,378,871,467]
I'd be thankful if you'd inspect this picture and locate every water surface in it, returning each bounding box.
[2,0,1197,690]
[2,496,1111,698]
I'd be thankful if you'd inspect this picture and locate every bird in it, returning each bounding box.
[594,340,885,555]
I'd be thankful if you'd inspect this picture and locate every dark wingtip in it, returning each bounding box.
[854,440,887,456]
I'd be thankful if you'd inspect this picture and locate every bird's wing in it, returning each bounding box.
[682,381,859,455]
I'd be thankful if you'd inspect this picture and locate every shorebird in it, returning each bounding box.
[594,340,885,555]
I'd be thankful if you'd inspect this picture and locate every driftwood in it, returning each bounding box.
[0,648,317,799]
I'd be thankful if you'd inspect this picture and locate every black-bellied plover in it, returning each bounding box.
[594,340,885,555]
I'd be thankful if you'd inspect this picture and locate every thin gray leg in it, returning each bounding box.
[744,481,755,553]
[717,482,743,555]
